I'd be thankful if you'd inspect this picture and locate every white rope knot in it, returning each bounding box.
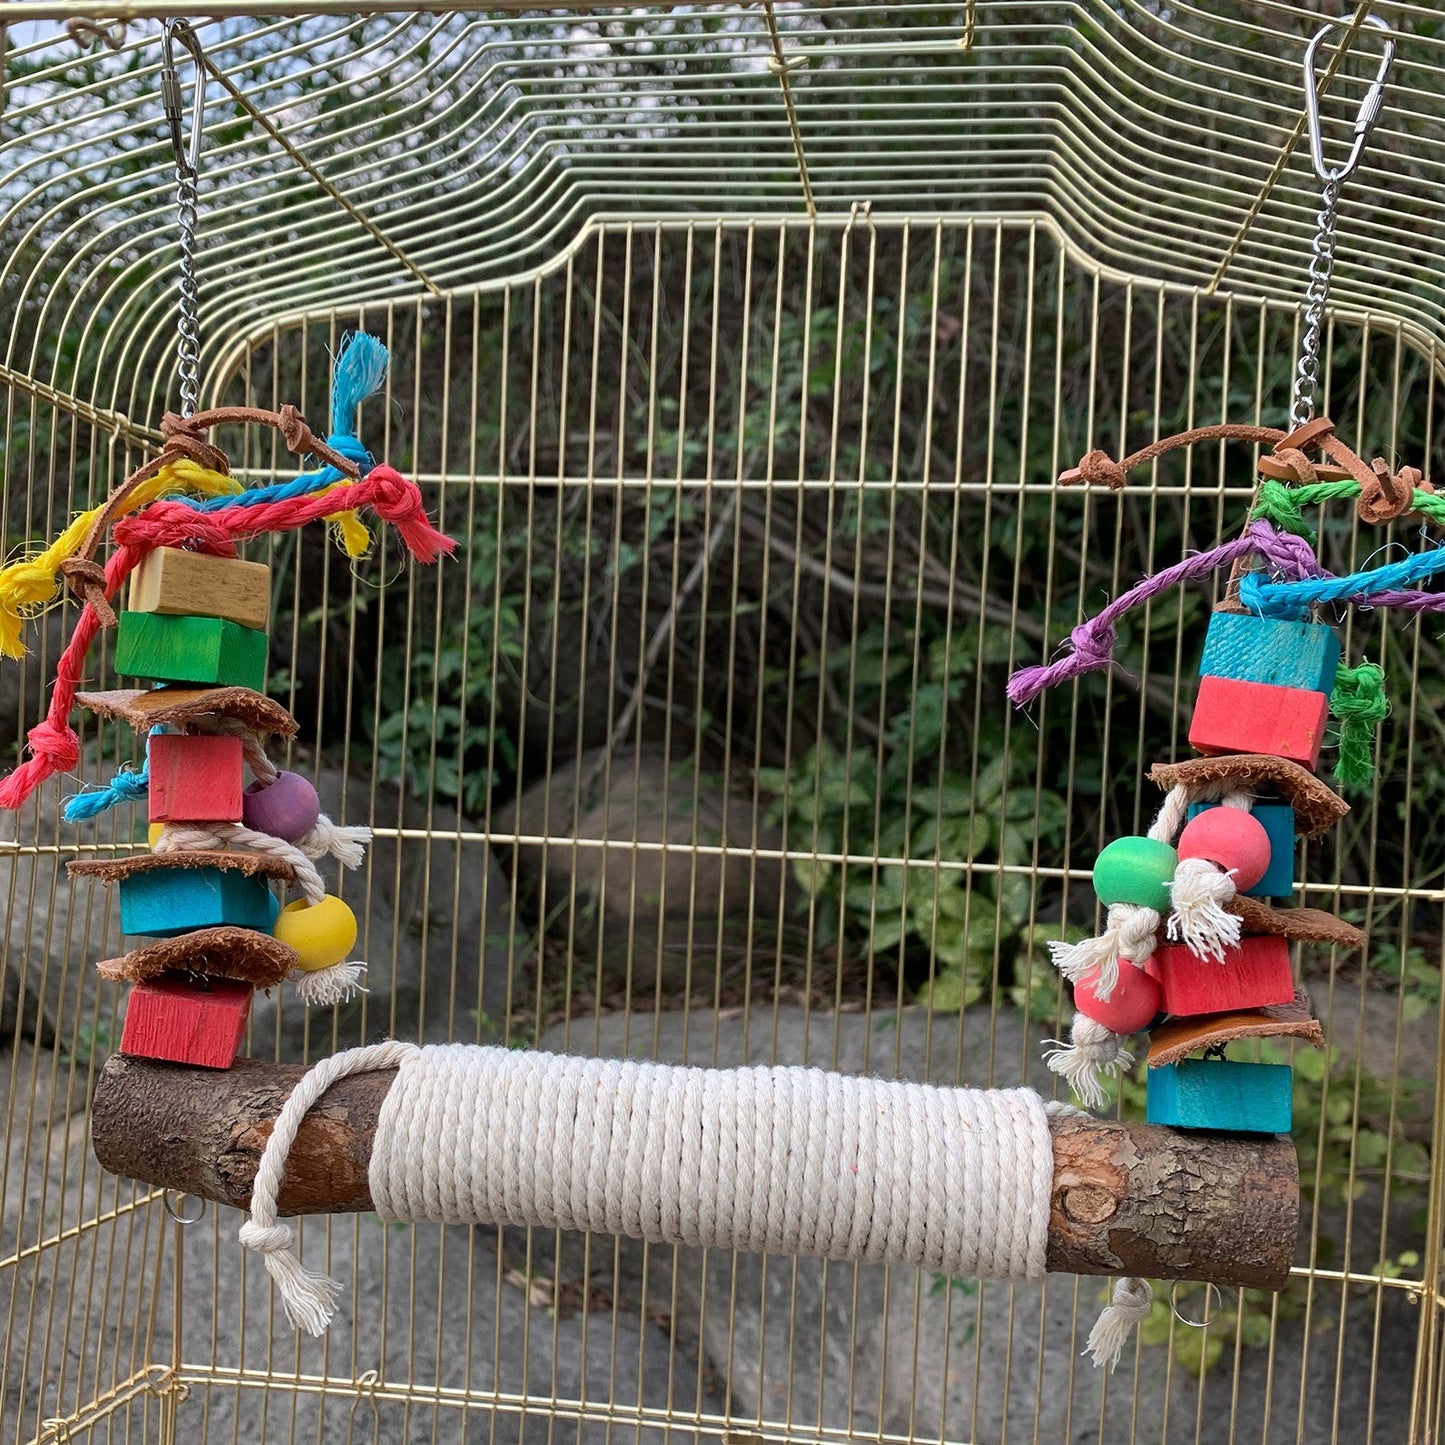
[299,815,371,868]
[155,822,327,904]
[1166,856,1242,961]
[237,1220,293,1254]
[1085,1276,1154,1372]
[1043,1016,1133,1111]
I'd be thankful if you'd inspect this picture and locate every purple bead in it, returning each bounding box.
[242,770,321,843]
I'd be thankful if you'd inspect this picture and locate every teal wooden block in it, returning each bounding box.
[1199,611,1341,695]
[1146,1059,1293,1134]
[114,611,268,690]
[119,865,277,937]
[1187,801,1295,898]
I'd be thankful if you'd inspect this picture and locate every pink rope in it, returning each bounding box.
[0,467,453,810]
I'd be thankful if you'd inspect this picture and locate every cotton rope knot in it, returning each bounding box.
[1166,857,1242,962]
[1042,1017,1133,1113]
[1073,449,1128,489]
[237,1221,294,1255]
[1085,1276,1154,1372]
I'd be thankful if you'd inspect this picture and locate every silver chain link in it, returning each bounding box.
[161,20,205,419]
[1289,175,1339,431]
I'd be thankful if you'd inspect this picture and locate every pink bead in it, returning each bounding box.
[1074,963,1162,1035]
[1177,808,1273,893]
[242,770,321,843]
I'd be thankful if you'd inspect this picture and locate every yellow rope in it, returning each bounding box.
[317,480,374,557]
[0,461,240,658]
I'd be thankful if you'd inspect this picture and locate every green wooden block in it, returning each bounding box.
[1199,611,1341,695]
[114,611,268,690]
[1146,1059,1292,1134]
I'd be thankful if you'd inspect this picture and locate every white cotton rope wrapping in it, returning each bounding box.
[243,1042,1056,1341]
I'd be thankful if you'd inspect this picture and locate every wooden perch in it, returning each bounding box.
[92,1054,1297,1291]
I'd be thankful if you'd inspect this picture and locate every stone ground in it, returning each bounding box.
[1,997,1426,1444]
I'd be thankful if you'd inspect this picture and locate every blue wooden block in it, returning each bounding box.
[1187,801,1295,898]
[1146,1059,1293,1134]
[118,865,277,938]
[1199,612,1341,695]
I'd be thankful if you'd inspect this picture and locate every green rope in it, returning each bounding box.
[1330,661,1389,790]
[1251,477,1445,537]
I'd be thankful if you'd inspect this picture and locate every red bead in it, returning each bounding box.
[1074,962,1162,1035]
[1177,808,1273,892]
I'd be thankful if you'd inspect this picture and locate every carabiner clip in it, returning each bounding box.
[1303,15,1396,185]
[160,19,206,178]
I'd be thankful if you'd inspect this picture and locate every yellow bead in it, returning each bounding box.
[147,822,165,850]
[273,895,358,972]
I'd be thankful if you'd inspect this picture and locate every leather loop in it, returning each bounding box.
[1072,450,1128,489]
[1265,446,1318,486]
[58,557,117,629]
[1358,459,1419,525]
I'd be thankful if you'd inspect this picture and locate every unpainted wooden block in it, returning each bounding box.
[114,611,268,690]
[1199,612,1341,695]
[1146,1059,1293,1134]
[129,547,271,630]
[1147,934,1296,1017]
[148,734,244,823]
[1188,675,1329,770]
[1187,801,1295,898]
[120,973,252,1069]
[118,865,278,937]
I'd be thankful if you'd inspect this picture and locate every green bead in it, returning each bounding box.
[1092,836,1178,912]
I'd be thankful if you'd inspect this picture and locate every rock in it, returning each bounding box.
[249,768,515,1059]
[509,747,788,992]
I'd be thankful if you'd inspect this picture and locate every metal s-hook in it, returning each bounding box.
[1303,15,1396,186]
[160,20,205,178]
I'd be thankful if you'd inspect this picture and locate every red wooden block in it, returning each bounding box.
[1188,675,1329,771]
[1146,935,1296,1018]
[120,974,251,1069]
[148,733,244,823]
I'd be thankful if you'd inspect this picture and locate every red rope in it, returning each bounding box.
[0,467,453,810]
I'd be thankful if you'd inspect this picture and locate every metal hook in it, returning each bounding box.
[160,20,206,178]
[1303,15,1396,185]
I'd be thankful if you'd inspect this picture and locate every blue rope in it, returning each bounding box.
[176,332,385,511]
[1241,543,1445,618]
[62,728,162,823]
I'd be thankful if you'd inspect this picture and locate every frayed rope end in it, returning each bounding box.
[1165,857,1241,962]
[239,1220,342,1336]
[290,962,367,1008]
[1085,1277,1153,1372]
[1043,1016,1132,1111]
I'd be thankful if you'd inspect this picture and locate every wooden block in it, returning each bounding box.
[129,547,271,630]
[1146,934,1296,1017]
[1199,612,1341,695]
[114,612,268,691]
[1188,675,1329,770]
[1188,801,1295,898]
[119,865,278,937]
[148,734,244,824]
[120,974,251,1069]
[1146,1059,1293,1134]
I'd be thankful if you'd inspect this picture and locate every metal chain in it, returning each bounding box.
[174,162,201,419]
[1290,175,1339,431]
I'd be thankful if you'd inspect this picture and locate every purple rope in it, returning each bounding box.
[1352,588,1445,614]
[1007,521,1323,706]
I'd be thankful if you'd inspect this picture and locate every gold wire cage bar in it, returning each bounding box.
[3,4,1445,1444]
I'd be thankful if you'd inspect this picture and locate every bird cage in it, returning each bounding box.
[3,3,1445,1443]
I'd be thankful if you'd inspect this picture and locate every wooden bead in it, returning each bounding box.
[1146,1059,1293,1134]
[120,974,252,1070]
[1146,935,1295,1017]
[1188,801,1294,898]
[1176,808,1272,892]
[148,822,165,850]
[1188,676,1329,771]
[114,611,268,691]
[129,547,271,631]
[147,734,244,824]
[119,865,277,937]
[242,771,321,843]
[273,895,357,971]
[1199,612,1341,695]
[1091,836,1178,912]
[1073,962,1162,1035]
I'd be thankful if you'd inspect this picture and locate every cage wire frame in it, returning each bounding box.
[4,4,1445,1444]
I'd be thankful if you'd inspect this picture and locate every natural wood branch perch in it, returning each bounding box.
[92,1054,1296,1291]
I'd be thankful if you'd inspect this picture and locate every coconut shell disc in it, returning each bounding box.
[1147,990,1324,1067]
[96,927,297,990]
[68,850,296,883]
[1228,895,1364,950]
[1148,754,1347,837]
[75,687,298,738]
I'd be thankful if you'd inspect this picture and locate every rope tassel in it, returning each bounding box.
[1048,903,1160,1000]
[1042,1016,1133,1111]
[1085,1277,1153,1372]
[1166,857,1242,962]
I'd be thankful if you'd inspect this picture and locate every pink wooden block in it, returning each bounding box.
[120,974,251,1069]
[1146,935,1296,1018]
[149,734,244,823]
[1188,675,1329,771]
